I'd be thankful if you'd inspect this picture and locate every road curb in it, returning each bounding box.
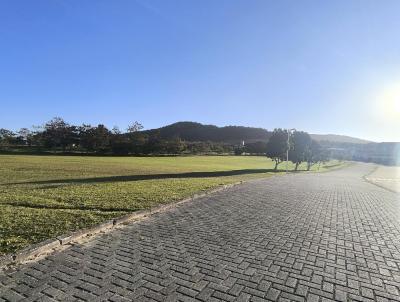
[0,254,13,269]
[0,181,243,270]
[13,239,61,263]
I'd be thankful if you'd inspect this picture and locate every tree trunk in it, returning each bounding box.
[295,162,299,171]
[274,160,278,170]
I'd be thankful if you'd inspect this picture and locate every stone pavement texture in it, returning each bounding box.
[1,163,400,302]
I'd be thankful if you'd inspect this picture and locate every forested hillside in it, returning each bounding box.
[143,122,271,143]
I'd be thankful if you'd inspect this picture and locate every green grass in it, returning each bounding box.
[0,155,344,255]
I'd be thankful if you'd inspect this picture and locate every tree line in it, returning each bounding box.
[0,118,329,169]
[0,118,240,155]
[264,128,329,171]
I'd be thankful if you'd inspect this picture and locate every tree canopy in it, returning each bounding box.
[265,129,288,170]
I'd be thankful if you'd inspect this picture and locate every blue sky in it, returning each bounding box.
[1,0,400,142]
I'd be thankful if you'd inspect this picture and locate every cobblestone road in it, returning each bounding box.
[1,163,400,301]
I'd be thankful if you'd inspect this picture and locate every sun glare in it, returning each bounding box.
[377,83,400,123]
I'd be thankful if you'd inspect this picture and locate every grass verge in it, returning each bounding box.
[0,155,344,254]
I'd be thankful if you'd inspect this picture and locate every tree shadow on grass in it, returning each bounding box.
[7,169,280,186]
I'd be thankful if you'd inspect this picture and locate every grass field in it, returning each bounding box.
[0,155,344,255]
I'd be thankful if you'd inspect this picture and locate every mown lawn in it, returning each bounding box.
[0,155,344,255]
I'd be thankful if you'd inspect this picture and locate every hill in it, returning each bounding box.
[310,134,372,144]
[143,122,271,143]
[142,122,398,165]
[143,122,372,145]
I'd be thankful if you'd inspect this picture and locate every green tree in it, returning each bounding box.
[40,117,78,151]
[305,140,329,170]
[79,124,110,152]
[0,129,16,146]
[91,124,111,153]
[266,129,288,170]
[244,141,267,154]
[289,131,312,171]
[110,134,133,155]
[165,137,186,154]
[17,128,32,146]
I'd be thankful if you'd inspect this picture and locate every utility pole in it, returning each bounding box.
[286,129,295,173]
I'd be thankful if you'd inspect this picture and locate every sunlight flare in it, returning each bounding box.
[377,82,400,122]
